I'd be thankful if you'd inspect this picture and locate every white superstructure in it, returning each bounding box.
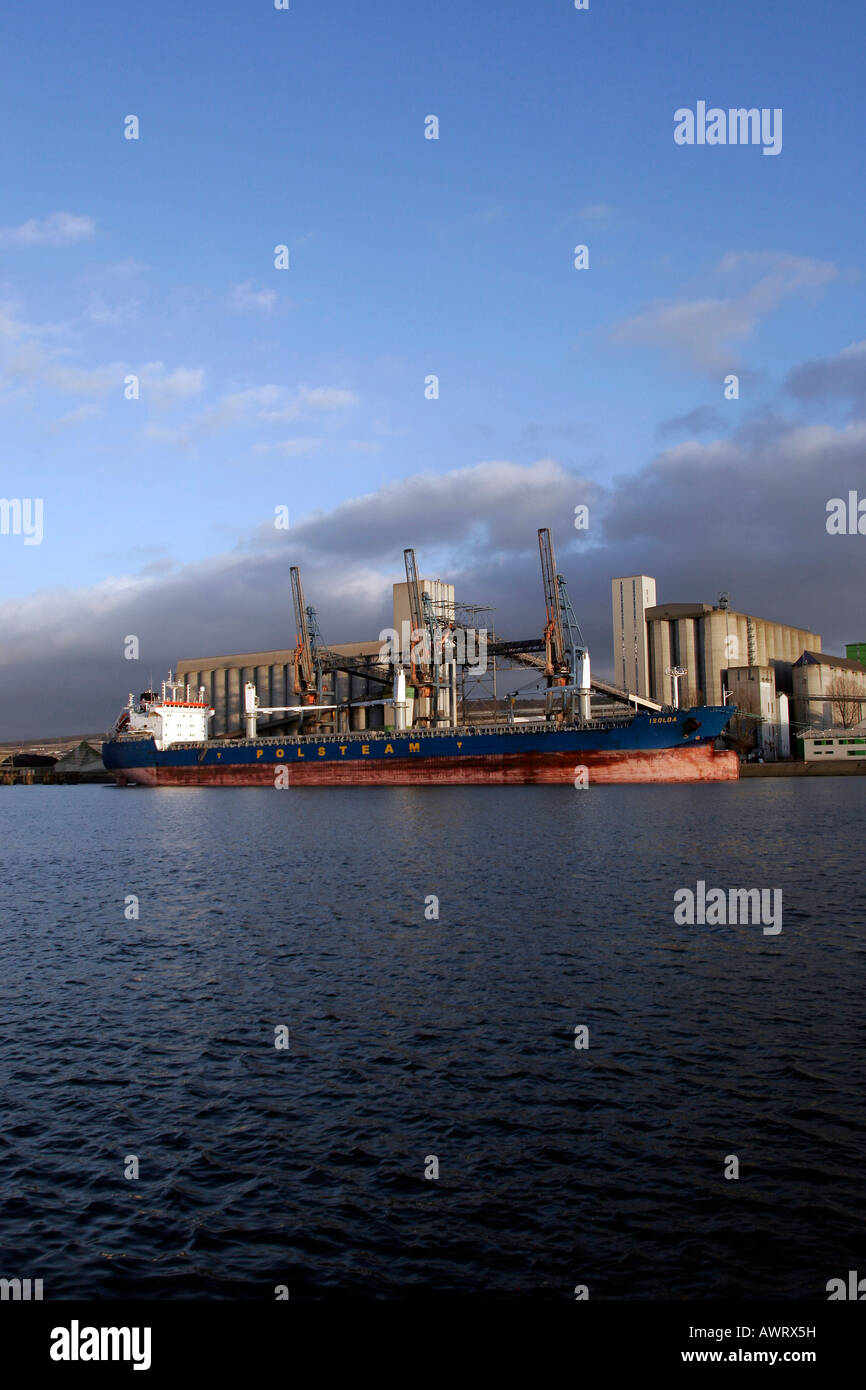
[114,672,214,750]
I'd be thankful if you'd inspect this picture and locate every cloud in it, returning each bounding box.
[302,386,358,410]
[0,302,43,340]
[604,419,866,561]
[0,457,597,736]
[48,403,102,432]
[139,381,357,448]
[261,385,359,422]
[5,345,204,403]
[522,421,592,446]
[6,345,127,395]
[87,259,148,279]
[717,251,836,292]
[785,339,866,417]
[283,457,594,567]
[579,203,613,222]
[231,281,277,313]
[612,251,837,372]
[137,362,205,406]
[3,342,865,738]
[86,292,139,326]
[143,383,284,447]
[656,405,725,439]
[251,437,323,456]
[199,384,282,431]
[0,212,95,247]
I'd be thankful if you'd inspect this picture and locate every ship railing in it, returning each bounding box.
[168,715,638,752]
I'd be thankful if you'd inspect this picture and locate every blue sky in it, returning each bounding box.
[2,0,865,734]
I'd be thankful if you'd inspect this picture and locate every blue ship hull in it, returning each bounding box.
[102,707,739,785]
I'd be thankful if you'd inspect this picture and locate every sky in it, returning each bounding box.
[1,0,865,737]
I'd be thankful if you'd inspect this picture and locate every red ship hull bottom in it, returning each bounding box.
[114,743,739,787]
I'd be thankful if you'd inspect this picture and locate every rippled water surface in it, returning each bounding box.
[1,780,864,1299]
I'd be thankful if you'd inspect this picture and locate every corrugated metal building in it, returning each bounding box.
[644,602,820,707]
[174,641,385,739]
[792,650,866,731]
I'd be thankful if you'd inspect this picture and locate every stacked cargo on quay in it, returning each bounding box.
[102,530,738,787]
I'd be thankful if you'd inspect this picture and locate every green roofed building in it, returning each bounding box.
[846,642,866,665]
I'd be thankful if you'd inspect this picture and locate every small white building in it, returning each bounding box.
[801,721,866,762]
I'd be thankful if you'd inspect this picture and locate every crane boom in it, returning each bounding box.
[403,548,425,644]
[403,548,431,681]
[290,565,316,695]
[538,528,567,680]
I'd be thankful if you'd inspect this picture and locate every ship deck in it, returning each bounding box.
[160,716,639,752]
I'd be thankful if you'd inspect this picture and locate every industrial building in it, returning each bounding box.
[611,580,821,709]
[392,578,455,635]
[696,651,866,757]
[646,602,820,708]
[609,577,842,759]
[792,651,866,731]
[611,576,657,698]
[174,641,381,739]
[723,665,791,760]
[609,574,866,759]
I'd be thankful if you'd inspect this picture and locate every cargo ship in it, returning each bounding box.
[102,669,738,786]
[101,530,739,786]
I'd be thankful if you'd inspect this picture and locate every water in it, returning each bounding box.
[1,780,864,1300]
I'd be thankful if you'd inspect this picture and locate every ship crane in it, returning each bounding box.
[537,527,592,723]
[422,587,454,726]
[305,601,326,684]
[290,564,339,734]
[404,547,437,724]
[242,566,399,738]
[236,565,326,739]
[538,526,568,685]
[290,566,319,706]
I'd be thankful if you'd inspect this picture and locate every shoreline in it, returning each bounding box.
[739,761,866,777]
